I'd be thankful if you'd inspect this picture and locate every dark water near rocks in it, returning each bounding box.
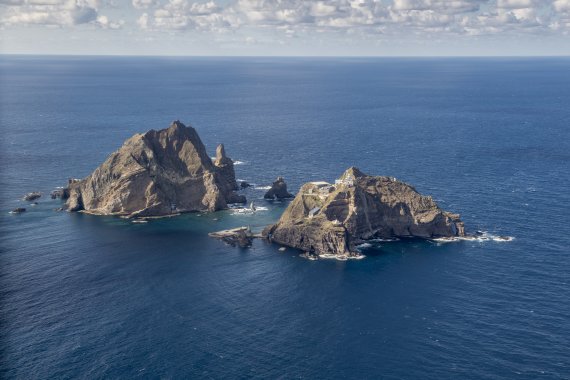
[1,56,569,379]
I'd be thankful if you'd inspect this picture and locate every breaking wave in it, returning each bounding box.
[318,253,366,261]
[230,206,268,215]
[431,232,514,243]
[370,237,400,243]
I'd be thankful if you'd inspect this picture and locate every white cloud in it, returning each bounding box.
[310,2,337,17]
[134,0,240,30]
[2,0,569,37]
[1,0,123,28]
[392,0,482,14]
[496,0,533,9]
[132,0,158,9]
[554,0,570,12]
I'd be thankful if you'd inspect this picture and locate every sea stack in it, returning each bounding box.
[263,167,465,257]
[213,143,239,195]
[264,177,294,200]
[65,121,245,218]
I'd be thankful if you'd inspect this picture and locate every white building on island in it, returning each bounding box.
[335,174,354,187]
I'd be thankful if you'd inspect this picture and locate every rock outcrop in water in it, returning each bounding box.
[209,227,255,248]
[263,167,465,257]
[65,121,245,217]
[264,177,294,200]
[213,144,238,193]
[23,192,41,201]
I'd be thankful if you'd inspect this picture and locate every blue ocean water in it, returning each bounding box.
[1,56,569,379]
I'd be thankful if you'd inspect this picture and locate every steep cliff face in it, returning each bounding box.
[213,143,240,198]
[263,167,465,256]
[65,121,245,217]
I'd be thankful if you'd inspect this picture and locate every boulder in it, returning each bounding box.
[10,208,26,214]
[23,192,41,201]
[263,177,294,200]
[263,167,465,257]
[65,121,246,217]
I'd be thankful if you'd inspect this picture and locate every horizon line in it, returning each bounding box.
[1,53,570,59]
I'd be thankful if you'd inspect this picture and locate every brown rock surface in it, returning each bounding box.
[263,167,465,256]
[263,177,294,200]
[209,227,254,248]
[65,121,245,217]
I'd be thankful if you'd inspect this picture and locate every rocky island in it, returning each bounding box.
[263,167,465,257]
[64,121,245,218]
[48,120,472,258]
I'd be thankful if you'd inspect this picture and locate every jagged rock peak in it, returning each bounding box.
[341,166,366,180]
[64,120,245,218]
[214,143,232,166]
[216,143,227,160]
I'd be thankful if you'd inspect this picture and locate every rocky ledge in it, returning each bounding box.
[263,167,465,257]
[209,227,257,248]
[64,121,245,218]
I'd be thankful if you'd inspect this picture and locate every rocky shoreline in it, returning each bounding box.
[262,167,465,257]
[13,120,486,258]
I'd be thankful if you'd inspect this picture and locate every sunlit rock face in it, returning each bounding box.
[66,121,245,217]
[263,167,465,256]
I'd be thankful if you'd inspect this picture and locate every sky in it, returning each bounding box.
[1,0,569,56]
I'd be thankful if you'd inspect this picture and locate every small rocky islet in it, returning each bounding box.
[23,121,470,258]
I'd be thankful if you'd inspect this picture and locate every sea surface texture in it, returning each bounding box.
[1,57,569,379]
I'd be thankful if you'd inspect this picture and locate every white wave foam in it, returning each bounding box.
[254,186,271,190]
[431,237,461,243]
[370,237,400,243]
[233,160,245,165]
[318,253,366,261]
[462,231,514,242]
[431,232,514,243]
[230,206,268,215]
[492,235,515,242]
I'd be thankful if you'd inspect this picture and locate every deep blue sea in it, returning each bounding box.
[1,56,569,379]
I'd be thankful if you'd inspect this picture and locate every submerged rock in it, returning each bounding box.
[23,192,41,201]
[263,177,294,200]
[65,121,246,218]
[10,208,26,214]
[263,167,465,257]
